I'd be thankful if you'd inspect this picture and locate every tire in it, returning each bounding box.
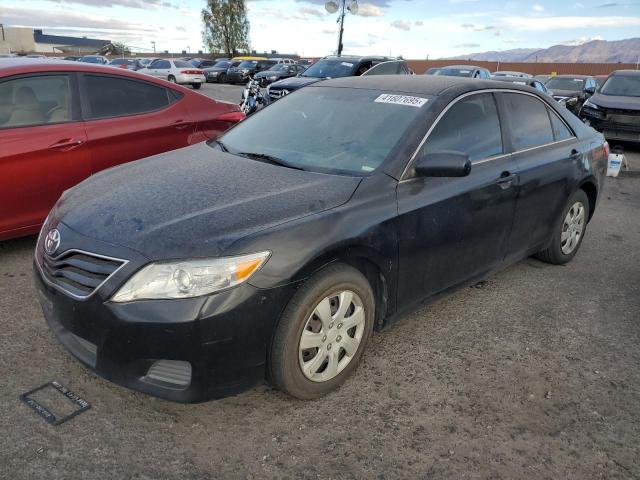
[191,83,201,89]
[218,73,226,83]
[269,263,375,399]
[168,75,177,83]
[536,189,590,265]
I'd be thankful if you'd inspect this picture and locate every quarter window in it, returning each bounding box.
[420,93,503,162]
[548,109,573,141]
[503,93,554,150]
[0,75,73,128]
[83,75,170,119]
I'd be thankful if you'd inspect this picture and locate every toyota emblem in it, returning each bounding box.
[44,229,61,255]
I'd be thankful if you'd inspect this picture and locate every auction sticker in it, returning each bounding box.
[374,94,428,108]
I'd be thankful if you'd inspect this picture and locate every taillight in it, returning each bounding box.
[118,64,127,68]
[180,69,203,75]
[214,111,246,123]
[602,140,610,159]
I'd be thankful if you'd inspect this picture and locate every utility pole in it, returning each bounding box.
[151,41,156,53]
[337,0,346,56]
[325,0,357,57]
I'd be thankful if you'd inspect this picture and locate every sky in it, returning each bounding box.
[1,0,640,58]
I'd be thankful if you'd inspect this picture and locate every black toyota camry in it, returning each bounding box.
[35,76,608,402]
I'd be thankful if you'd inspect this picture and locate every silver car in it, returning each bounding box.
[139,59,206,89]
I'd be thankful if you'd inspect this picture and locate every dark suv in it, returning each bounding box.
[545,75,597,115]
[227,59,277,84]
[580,70,640,143]
[267,55,392,101]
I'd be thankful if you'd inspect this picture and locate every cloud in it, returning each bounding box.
[298,6,325,17]
[454,42,480,48]
[390,20,412,30]
[561,35,604,45]
[501,15,640,30]
[414,20,423,26]
[461,23,475,29]
[532,4,544,11]
[295,0,393,8]
[503,37,518,44]
[321,27,337,34]
[357,3,385,17]
[175,26,186,31]
[48,0,176,8]
[473,24,495,30]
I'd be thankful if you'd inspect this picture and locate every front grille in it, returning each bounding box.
[40,250,127,300]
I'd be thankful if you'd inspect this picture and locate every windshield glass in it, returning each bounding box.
[270,64,288,72]
[600,75,640,97]
[545,77,585,91]
[213,61,230,68]
[238,60,259,68]
[217,87,428,175]
[301,59,357,78]
[429,68,473,77]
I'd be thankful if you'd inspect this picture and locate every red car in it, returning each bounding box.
[0,58,244,241]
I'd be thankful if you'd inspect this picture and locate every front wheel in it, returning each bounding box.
[269,264,375,399]
[536,189,590,264]
[218,73,226,83]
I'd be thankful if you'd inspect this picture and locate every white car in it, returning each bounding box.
[139,58,206,89]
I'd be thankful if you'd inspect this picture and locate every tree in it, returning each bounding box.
[201,0,250,57]
[111,42,130,55]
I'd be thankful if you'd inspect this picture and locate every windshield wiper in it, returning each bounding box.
[214,139,228,152]
[236,152,306,171]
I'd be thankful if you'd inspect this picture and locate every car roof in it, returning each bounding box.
[610,69,640,76]
[552,74,590,78]
[323,55,393,62]
[440,65,485,70]
[492,76,535,82]
[313,75,536,96]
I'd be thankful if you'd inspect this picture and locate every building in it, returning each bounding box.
[0,26,110,54]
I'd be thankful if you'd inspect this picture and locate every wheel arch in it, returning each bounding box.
[577,177,598,221]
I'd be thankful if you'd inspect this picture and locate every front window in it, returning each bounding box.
[217,87,429,175]
[600,75,640,97]
[545,77,585,91]
[301,59,357,78]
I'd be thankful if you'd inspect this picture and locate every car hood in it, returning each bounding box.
[589,93,640,110]
[54,142,361,260]
[269,76,322,89]
[255,70,283,78]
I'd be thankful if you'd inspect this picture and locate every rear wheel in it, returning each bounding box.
[218,73,226,83]
[191,83,201,89]
[269,264,375,399]
[536,189,590,264]
[168,75,177,83]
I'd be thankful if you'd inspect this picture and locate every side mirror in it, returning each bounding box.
[584,85,596,95]
[414,152,472,178]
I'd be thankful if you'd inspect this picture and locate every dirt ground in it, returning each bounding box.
[1,173,639,480]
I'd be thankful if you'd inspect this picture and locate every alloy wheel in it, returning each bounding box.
[561,201,585,255]
[298,290,366,383]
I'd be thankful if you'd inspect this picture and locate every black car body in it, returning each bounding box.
[203,60,240,83]
[545,75,597,115]
[491,75,551,95]
[35,76,607,402]
[580,70,640,143]
[267,55,391,101]
[254,64,307,87]
[425,65,492,79]
[227,59,277,84]
[189,58,217,69]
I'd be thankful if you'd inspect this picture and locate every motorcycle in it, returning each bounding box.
[240,77,269,115]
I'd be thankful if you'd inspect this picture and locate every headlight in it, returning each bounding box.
[269,76,277,80]
[111,251,270,302]
[583,99,599,110]
[565,97,579,106]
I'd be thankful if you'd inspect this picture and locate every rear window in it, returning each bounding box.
[83,75,170,119]
[218,87,429,175]
[173,60,193,68]
[545,77,585,91]
[428,68,473,77]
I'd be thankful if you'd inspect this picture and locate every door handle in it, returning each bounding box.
[496,171,517,190]
[570,149,581,160]
[173,120,190,130]
[49,139,84,150]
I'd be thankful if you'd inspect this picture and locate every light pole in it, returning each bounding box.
[325,0,358,56]
[151,41,156,53]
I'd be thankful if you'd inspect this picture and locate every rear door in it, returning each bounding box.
[78,73,195,174]
[0,73,89,238]
[396,92,519,305]
[497,91,579,261]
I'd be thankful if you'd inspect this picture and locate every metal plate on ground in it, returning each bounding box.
[20,381,91,426]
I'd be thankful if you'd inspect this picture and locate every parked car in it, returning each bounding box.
[25,54,47,59]
[110,58,144,71]
[203,60,241,83]
[254,63,307,87]
[535,74,552,84]
[139,58,206,89]
[267,55,392,101]
[227,59,277,84]
[580,70,640,143]
[594,75,609,88]
[137,58,157,68]
[0,53,18,58]
[425,65,491,79]
[362,60,413,76]
[62,56,81,61]
[34,76,607,402]
[544,75,597,115]
[492,70,531,78]
[189,58,218,69]
[79,55,109,65]
[297,59,315,66]
[0,58,244,240]
[491,75,552,96]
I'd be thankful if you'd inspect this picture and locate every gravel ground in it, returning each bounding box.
[0,82,639,479]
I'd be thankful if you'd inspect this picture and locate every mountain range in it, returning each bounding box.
[448,38,640,63]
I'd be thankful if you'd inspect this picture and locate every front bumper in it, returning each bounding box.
[34,223,294,402]
[227,71,250,83]
[581,108,640,143]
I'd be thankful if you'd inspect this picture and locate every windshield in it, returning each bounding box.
[238,60,259,68]
[600,75,640,97]
[545,77,585,91]
[213,61,230,68]
[429,68,473,77]
[217,87,428,175]
[270,64,288,72]
[301,59,357,78]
